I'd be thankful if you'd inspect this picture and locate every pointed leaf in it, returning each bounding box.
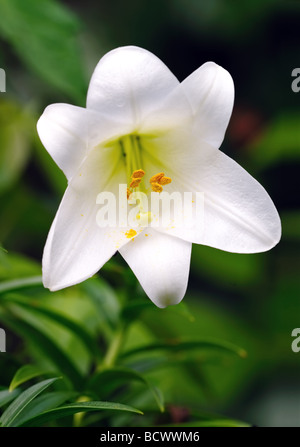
[0,276,42,295]
[0,388,21,408]
[12,391,77,427]
[3,314,84,388]
[122,338,247,359]
[22,401,143,427]
[89,367,164,412]
[0,0,87,102]
[4,295,99,357]
[164,419,250,427]
[0,377,59,427]
[9,365,53,392]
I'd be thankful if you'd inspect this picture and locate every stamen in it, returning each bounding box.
[150,172,164,183]
[150,172,172,193]
[126,187,131,199]
[131,169,145,179]
[159,176,172,185]
[130,178,142,188]
[151,182,163,193]
[125,229,137,239]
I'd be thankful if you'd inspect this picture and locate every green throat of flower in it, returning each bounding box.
[119,134,172,233]
[119,134,144,188]
[118,134,172,193]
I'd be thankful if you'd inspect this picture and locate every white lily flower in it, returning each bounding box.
[37,46,281,308]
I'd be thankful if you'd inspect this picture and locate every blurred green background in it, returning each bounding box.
[0,0,300,427]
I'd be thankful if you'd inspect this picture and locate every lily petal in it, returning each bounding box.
[141,132,281,253]
[119,228,191,308]
[181,62,234,149]
[196,150,282,252]
[43,146,133,291]
[87,46,179,128]
[37,103,130,180]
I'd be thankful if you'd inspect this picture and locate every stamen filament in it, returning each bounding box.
[120,135,146,192]
[131,135,143,169]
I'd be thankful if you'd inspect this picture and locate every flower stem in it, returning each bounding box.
[99,324,126,371]
[73,395,92,427]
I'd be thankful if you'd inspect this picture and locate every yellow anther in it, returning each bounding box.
[130,178,142,188]
[131,169,145,179]
[159,176,172,185]
[127,187,131,200]
[150,172,172,192]
[151,182,163,193]
[150,172,164,183]
[125,229,137,239]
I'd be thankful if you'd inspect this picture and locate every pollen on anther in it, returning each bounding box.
[159,176,172,185]
[130,178,142,188]
[127,188,131,199]
[150,172,164,183]
[151,182,163,193]
[131,169,145,179]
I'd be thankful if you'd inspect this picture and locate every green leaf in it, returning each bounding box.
[281,211,300,241]
[35,140,67,196]
[167,302,196,323]
[0,276,43,295]
[89,367,164,412]
[11,391,77,427]
[249,113,300,168]
[82,277,121,329]
[9,365,53,392]
[0,252,41,282]
[3,295,99,357]
[3,314,84,389]
[163,419,250,427]
[121,300,155,323]
[22,401,143,427]
[122,339,247,359]
[0,101,34,194]
[192,244,264,288]
[0,377,59,427]
[0,0,87,102]
[0,388,21,408]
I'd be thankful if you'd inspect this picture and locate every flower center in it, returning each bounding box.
[118,134,172,231]
[118,134,172,195]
